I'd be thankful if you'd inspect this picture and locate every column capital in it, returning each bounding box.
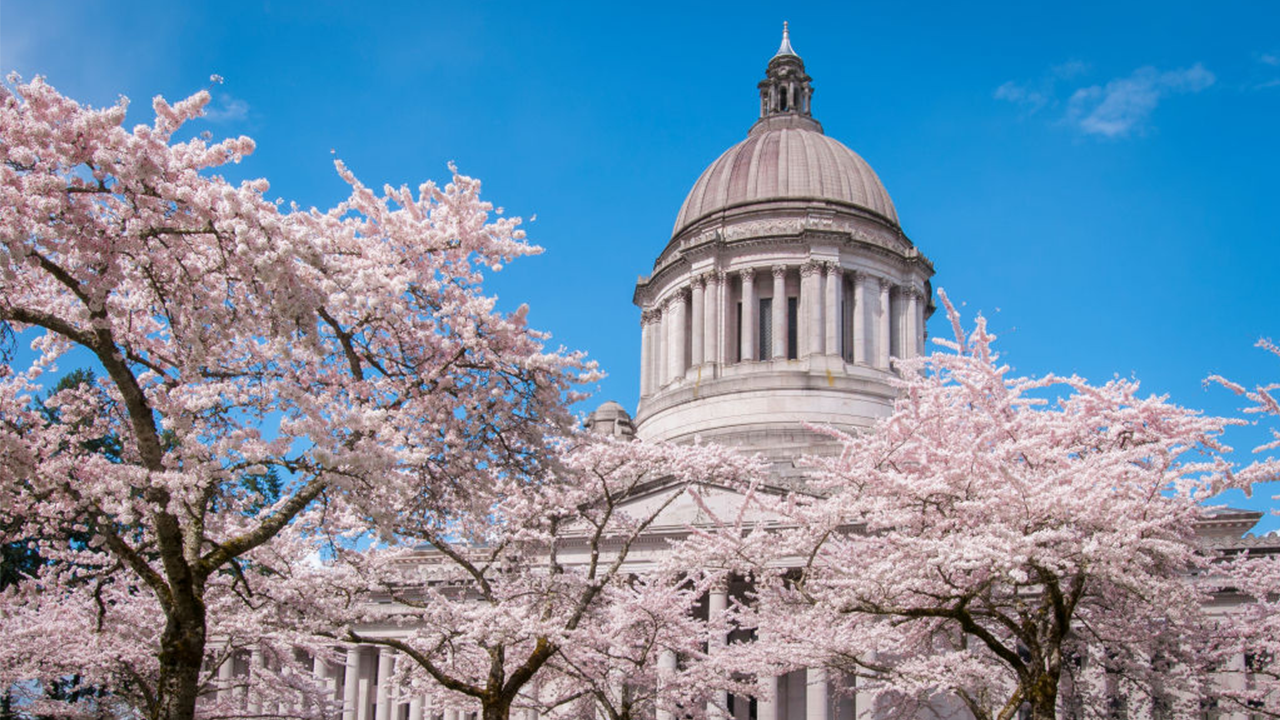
[692,273,708,289]
[713,269,727,285]
[822,261,842,278]
[877,275,893,292]
[800,261,822,278]
[771,264,787,279]
[739,267,756,284]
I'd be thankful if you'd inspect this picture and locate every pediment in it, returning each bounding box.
[615,477,790,532]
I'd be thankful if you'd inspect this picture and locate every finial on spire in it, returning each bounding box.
[774,21,797,58]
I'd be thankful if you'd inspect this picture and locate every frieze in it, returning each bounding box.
[638,218,932,308]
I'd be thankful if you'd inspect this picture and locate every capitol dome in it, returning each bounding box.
[632,24,933,463]
[672,127,899,239]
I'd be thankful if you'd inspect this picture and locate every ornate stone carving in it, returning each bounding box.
[800,261,821,277]
[771,264,787,279]
[723,218,804,241]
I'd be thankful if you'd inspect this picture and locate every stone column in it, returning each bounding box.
[655,306,667,389]
[409,696,425,720]
[656,650,678,720]
[668,291,688,381]
[852,272,869,365]
[356,648,374,720]
[801,262,822,356]
[375,648,395,720]
[904,287,919,360]
[705,272,721,367]
[757,675,779,720]
[518,684,540,720]
[708,582,729,720]
[284,662,302,716]
[313,653,336,716]
[740,270,757,362]
[771,265,787,360]
[217,645,236,705]
[824,263,841,357]
[664,298,676,383]
[896,283,906,356]
[916,286,927,356]
[343,646,362,720]
[247,647,263,715]
[639,310,654,398]
[806,667,828,720]
[852,672,870,719]
[877,278,891,370]
[711,269,732,363]
[691,276,705,366]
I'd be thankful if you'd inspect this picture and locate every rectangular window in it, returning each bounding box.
[787,297,798,360]
[758,297,772,359]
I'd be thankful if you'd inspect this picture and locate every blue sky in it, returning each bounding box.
[3,0,1279,530]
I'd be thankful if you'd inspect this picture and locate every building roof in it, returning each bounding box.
[670,126,900,238]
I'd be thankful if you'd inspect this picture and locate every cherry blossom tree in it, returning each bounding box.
[274,435,762,720]
[544,569,738,720]
[723,291,1250,720]
[1207,339,1280,717]
[0,76,594,720]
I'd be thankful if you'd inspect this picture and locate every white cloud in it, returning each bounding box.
[994,60,1090,116]
[203,93,250,123]
[1066,64,1214,137]
[994,81,1051,114]
[1050,60,1091,80]
[1258,53,1280,67]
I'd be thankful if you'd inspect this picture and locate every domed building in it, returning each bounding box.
[200,26,1276,720]
[627,24,933,475]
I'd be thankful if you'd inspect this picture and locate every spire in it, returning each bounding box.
[774,21,797,59]
[751,23,822,136]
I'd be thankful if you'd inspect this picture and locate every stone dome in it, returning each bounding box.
[584,400,636,439]
[671,126,899,239]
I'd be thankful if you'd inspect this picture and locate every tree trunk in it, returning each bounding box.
[482,699,512,720]
[154,602,207,720]
[1026,672,1058,720]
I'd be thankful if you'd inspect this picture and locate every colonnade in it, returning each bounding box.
[639,262,926,398]
[674,583,868,720]
[212,619,864,720]
[213,645,541,720]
